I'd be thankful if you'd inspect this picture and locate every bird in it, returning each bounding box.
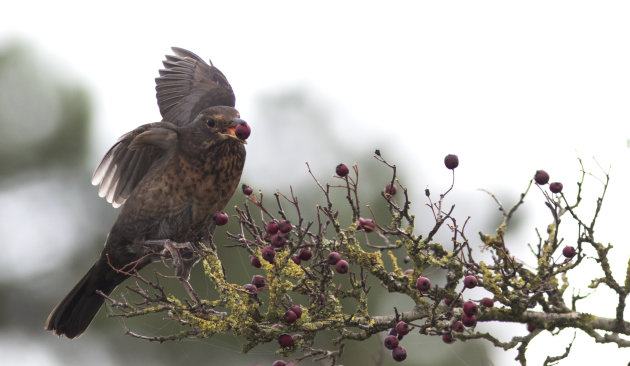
[45,47,250,339]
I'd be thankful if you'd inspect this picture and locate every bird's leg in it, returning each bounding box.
[143,239,201,304]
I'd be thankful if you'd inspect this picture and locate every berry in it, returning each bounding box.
[416,276,431,292]
[549,182,563,193]
[442,333,455,344]
[480,297,494,308]
[534,170,550,185]
[335,260,349,274]
[527,322,537,332]
[266,221,279,235]
[403,255,411,263]
[214,211,228,226]
[242,283,257,294]
[289,305,302,319]
[336,163,349,177]
[298,247,312,261]
[358,217,376,232]
[451,320,464,332]
[387,328,398,336]
[241,184,253,195]
[463,300,478,316]
[251,275,266,288]
[562,245,576,259]
[290,254,301,265]
[272,361,286,366]
[444,154,459,169]
[463,275,478,289]
[391,346,407,362]
[385,184,397,195]
[383,335,399,350]
[461,313,477,327]
[250,255,262,268]
[444,298,454,307]
[234,121,251,140]
[327,251,341,265]
[278,333,293,347]
[278,220,292,233]
[284,310,298,324]
[395,321,410,336]
[271,234,287,248]
[261,246,276,263]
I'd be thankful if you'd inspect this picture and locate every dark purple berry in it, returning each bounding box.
[562,245,576,259]
[272,360,286,366]
[250,255,262,268]
[251,275,266,288]
[444,154,459,169]
[327,251,341,265]
[234,121,251,140]
[416,276,431,292]
[463,300,478,316]
[385,184,397,195]
[290,254,301,265]
[289,305,302,319]
[383,335,399,350]
[464,275,478,289]
[451,320,464,332]
[549,182,563,193]
[391,346,407,362]
[335,260,349,274]
[298,247,312,261]
[442,333,455,344]
[266,221,279,235]
[271,234,287,248]
[284,310,298,324]
[278,220,292,233]
[480,297,494,308]
[214,211,228,226]
[242,184,253,195]
[527,322,537,332]
[261,246,276,263]
[358,217,376,232]
[395,321,410,336]
[278,333,293,347]
[461,313,477,327]
[242,283,257,294]
[534,170,550,185]
[336,163,349,177]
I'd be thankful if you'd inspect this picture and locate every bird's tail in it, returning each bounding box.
[45,260,125,338]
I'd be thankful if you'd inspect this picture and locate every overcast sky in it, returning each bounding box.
[2,1,630,365]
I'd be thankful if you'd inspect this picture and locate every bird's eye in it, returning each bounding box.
[205,118,215,127]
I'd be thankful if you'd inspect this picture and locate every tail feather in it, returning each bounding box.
[45,260,125,338]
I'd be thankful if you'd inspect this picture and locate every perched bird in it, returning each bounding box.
[45,48,250,338]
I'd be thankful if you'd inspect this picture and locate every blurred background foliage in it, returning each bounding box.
[0,42,489,365]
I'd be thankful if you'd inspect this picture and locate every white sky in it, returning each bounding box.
[2,1,630,365]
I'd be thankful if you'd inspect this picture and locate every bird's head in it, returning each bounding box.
[190,106,250,144]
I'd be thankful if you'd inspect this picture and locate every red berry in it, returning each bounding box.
[383,335,399,350]
[463,275,478,289]
[242,283,257,294]
[335,259,349,274]
[451,320,464,332]
[284,310,298,324]
[461,313,477,327]
[289,305,302,319]
[442,333,455,344]
[385,184,397,195]
[242,184,253,195]
[391,346,407,362]
[549,182,563,193]
[358,217,376,232]
[271,233,287,248]
[395,321,410,336]
[278,220,292,233]
[298,247,312,261]
[266,221,279,235]
[336,163,349,177]
[527,322,537,332]
[278,333,293,347]
[272,361,286,366]
[463,300,478,316]
[290,254,301,265]
[444,154,459,169]
[250,255,262,268]
[251,275,266,288]
[416,276,431,292]
[562,246,576,259]
[261,246,276,263]
[214,211,228,226]
[234,121,251,140]
[327,251,341,265]
[534,170,550,185]
[480,297,494,308]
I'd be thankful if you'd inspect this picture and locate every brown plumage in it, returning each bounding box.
[45,48,247,338]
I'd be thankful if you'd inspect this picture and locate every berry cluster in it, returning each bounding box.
[383,321,410,362]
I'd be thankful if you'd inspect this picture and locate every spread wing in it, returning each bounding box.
[155,47,235,126]
[92,122,178,208]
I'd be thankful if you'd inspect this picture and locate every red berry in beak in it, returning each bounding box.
[235,121,251,140]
